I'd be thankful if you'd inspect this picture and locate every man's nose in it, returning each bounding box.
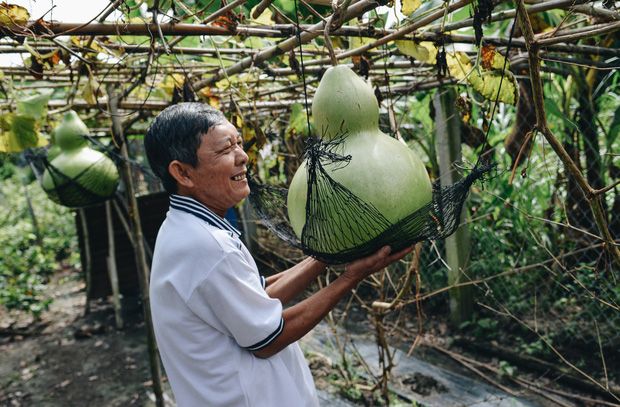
[236,147,248,166]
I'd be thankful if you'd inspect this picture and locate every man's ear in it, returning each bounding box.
[169,160,194,188]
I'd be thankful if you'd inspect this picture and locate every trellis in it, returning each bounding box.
[1,0,619,405]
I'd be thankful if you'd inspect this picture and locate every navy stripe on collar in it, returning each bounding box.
[169,194,241,238]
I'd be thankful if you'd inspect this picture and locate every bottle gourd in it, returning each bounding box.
[287,65,432,254]
[42,111,119,207]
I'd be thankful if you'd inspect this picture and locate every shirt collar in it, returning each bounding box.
[169,194,241,238]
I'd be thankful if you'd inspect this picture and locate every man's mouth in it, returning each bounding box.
[232,173,246,181]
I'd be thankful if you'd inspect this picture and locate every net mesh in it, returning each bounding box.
[24,148,118,208]
[249,135,496,264]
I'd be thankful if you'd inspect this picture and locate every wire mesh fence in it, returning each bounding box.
[411,77,619,351]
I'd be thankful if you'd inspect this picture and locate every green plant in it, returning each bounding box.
[459,316,499,339]
[0,168,78,316]
[498,360,516,379]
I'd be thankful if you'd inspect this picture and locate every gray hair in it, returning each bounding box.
[144,103,225,194]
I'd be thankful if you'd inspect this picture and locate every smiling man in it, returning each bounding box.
[144,102,412,407]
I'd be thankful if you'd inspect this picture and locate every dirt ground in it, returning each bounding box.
[1,267,617,407]
[0,267,161,407]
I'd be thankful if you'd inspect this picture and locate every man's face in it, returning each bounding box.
[186,119,250,217]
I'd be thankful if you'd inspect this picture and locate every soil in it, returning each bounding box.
[1,267,617,407]
[0,268,156,407]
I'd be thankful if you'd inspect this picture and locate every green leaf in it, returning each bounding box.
[286,102,311,138]
[17,92,52,122]
[607,105,620,148]
[0,113,48,152]
[544,99,578,132]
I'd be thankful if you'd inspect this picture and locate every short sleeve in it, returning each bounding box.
[187,250,284,350]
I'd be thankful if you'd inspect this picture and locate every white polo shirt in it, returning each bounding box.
[150,194,319,407]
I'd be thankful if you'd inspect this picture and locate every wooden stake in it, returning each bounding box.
[105,200,124,330]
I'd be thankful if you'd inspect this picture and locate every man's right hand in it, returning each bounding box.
[343,245,414,281]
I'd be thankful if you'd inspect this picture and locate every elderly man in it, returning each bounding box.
[144,102,412,407]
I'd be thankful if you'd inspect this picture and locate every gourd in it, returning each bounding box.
[287,65,432,253]
[42,111,119,207]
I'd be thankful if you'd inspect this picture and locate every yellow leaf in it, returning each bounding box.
[401,0,422,15]
[0,4,29,28]
[350,35,375,51]
[0,113,47,152]
[83,74,102,105]
[70,36,82,47]
[250,5,273,25]
[468,69,518,105]
[446,51,472,80]
[156,74,184,97]
[394,40,437,64]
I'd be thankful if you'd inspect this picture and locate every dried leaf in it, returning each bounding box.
[353,55,370,79]
[288,50,301,77]
[83,73,102,105]
[212,11,238,30]
[0,3,29,27]
[481,45,507,70]
[29,58,44,80]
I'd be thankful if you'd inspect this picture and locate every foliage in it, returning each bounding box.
[0,167,79,317]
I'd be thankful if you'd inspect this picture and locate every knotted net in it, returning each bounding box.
[249,135,496,265]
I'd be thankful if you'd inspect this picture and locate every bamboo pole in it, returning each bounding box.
[193,0,383,89]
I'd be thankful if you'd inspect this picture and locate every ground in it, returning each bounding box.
[0,268,157,407]
[1,267,617,407]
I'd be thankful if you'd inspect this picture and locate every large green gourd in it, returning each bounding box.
[287,65,432,253]
[42,111,119,207]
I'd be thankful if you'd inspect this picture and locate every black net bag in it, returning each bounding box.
[249,135,496,265]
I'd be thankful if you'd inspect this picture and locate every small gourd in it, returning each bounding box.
[287,65,432,253]
[42,111,119,207]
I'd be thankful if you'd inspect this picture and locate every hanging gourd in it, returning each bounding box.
[286,65,432,255]
[41,110,119,207]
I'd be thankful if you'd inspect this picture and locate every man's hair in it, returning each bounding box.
[144,102,225,194]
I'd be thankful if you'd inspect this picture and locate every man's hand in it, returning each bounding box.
[343,245,414,281]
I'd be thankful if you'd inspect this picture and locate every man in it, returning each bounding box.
[144,102,412,406]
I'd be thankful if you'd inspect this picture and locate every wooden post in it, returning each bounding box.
[79,207,93,315]
[105,200,124,329]
[433,88,473,325]
[107,85,166,407]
